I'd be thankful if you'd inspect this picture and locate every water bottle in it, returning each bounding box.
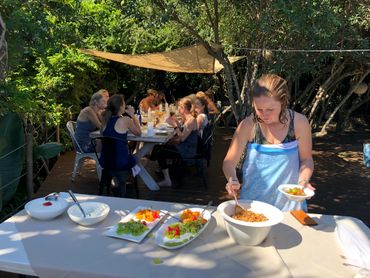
[364,143,370,168]
[147,122,154,137]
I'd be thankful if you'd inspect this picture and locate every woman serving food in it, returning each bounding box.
[223,74,315,211]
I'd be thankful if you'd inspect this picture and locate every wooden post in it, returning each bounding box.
[25,120,34,199]
[56,124,60,143]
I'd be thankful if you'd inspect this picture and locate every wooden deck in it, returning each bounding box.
[35,128,233,206]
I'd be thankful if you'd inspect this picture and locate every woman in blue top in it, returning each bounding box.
[99,95,141,196]
[223,74,315,211]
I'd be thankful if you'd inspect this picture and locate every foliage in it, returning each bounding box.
[0,0,369,133]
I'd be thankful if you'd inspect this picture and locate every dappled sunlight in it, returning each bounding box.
[338,151,363,163]
[11,215,29,223]
[0,230,12,236]
[107,242,124,249]
[0,248,17,256]
[40,230,60,236]
[167,253,217,269]
[76,233,91,240]
[114,246,135,255]
[10,231,39,241]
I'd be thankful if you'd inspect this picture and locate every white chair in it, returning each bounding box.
[66,121,102,181]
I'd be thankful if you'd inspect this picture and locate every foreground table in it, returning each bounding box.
[0,194,368,278]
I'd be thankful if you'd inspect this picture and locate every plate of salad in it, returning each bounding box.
[104,206,167,243]
[154,207,212,249]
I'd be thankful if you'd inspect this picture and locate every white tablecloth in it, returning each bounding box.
[0,194,368,278]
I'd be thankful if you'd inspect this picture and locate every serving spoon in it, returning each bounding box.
[228,177,248,215]
[200,200,213,217]
[68,190,86,218]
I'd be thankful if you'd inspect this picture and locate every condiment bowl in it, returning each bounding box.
[217,200,283,246]
[25,197,69,220]
[67,202,110,226]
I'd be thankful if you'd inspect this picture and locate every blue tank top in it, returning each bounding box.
[176,129,198,158]
[100,116,136,170]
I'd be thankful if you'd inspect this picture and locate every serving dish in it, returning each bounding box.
[217,200,283,246]
[155,207,211,250]
[25,197,69,220]
[278,184,315,202]
[67,202,110,226]
[104,206,166,243]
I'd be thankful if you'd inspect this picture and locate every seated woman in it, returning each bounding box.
[151,97,198,187]
[74,89,109,153]
[99,94,141,196]
[194,94,209,138]
[196,90,219,116]
[139,89,165,113]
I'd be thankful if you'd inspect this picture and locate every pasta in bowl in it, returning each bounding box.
[217,200,283,246]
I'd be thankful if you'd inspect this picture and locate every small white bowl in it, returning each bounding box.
[217,200,283,246]
[278,184,314,202]
[25,197,69,220]
[67,202,110,226]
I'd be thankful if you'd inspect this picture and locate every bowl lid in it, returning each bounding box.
[25,197,68,219]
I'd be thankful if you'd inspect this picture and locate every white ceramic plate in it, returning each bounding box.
[278,184,315,202]
[25,197,69,220]
[155,207,212,250]
[104,206,167,243]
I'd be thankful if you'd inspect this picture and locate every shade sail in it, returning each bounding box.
[79,44,244,74]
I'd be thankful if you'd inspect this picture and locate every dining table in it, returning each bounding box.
[90,126,175,191]
[0,193,369,278]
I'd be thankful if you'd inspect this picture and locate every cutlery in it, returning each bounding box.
[200,200,213,217]
[160,210,182,222]
[45,192,59,201]
[229,177,247,214]
[68,190,87,218]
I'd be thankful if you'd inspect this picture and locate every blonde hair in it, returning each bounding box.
[252,74,290,124]
[96,89,109,95]
[179,97,193,112]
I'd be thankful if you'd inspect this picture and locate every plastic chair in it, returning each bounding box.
[92,135,139,198]
[66,121,101,181]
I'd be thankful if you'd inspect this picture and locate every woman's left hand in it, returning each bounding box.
[298,180,315,200]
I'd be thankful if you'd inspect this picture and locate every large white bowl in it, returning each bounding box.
[25,197,69,220]
[278,184,314,202]
[67,202,110,226]
[217,200,283,246]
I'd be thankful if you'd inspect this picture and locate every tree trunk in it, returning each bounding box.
[308,60,346,123]
[298,75,324,112]
[317,69,370,136]
[343,95,370,128]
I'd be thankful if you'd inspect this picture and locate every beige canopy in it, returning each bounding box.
[79,44,244,74]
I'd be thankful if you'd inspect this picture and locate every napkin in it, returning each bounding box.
[335,218,370,271]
